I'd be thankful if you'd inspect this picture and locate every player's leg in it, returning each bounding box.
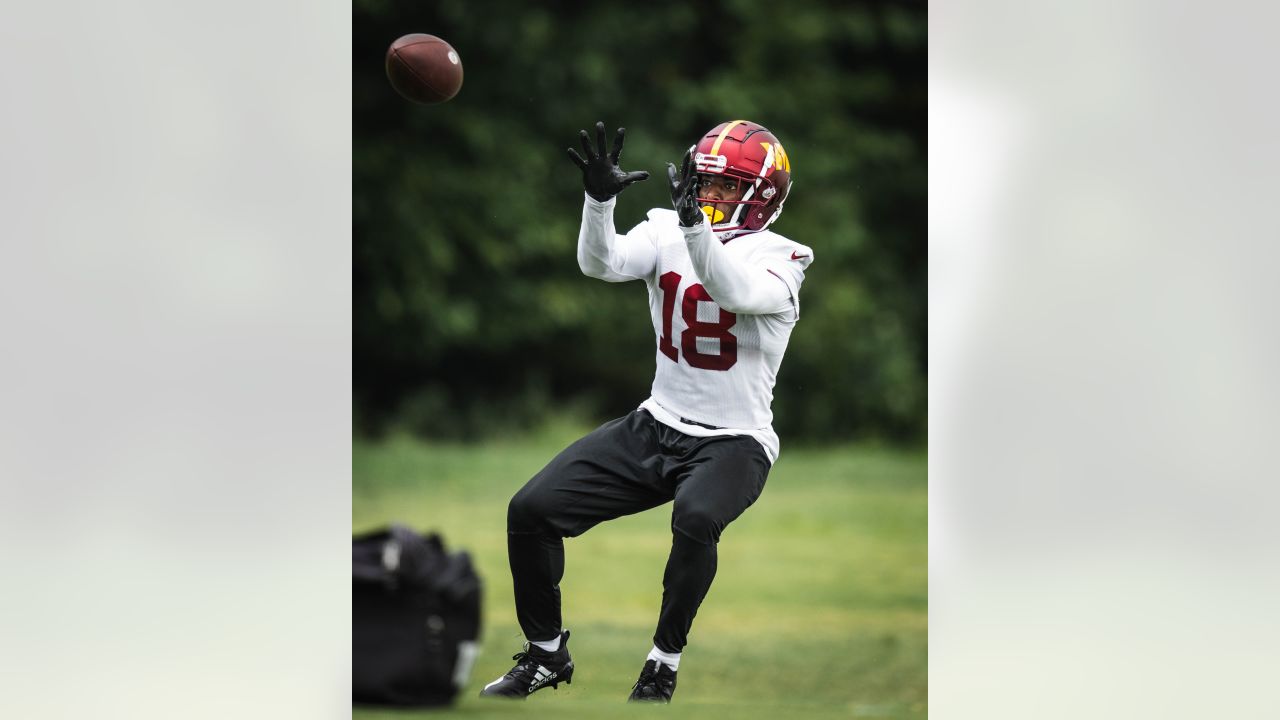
[657,434,769,654]
[507,409,672,640]
[482,409,671,699]
[629,433,770,703]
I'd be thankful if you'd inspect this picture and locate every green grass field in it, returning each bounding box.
[353,423,926,719]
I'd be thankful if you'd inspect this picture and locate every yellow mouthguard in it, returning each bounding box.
[701,206,725,223]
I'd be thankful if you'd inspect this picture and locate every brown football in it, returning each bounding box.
[385,34,463,104]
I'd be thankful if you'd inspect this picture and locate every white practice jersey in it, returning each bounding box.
[576,194,813,463]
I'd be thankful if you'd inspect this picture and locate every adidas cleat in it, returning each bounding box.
[478,629,575,699]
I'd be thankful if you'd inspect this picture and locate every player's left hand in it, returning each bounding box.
[667,152,704,227]
[568,121,650,201]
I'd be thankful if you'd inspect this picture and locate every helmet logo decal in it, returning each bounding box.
[694,152,728,173]
[759,141,791,172]
[761,186,777,199]
[758,143,775,178]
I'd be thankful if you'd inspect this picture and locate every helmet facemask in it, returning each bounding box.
[696,168,781,236]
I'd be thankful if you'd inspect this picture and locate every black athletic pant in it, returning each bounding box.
[506,408,770,653]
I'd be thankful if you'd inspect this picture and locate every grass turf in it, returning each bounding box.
[353,423,926,719]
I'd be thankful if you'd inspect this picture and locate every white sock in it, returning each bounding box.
[647,645,681,671]
[530,634,561,653]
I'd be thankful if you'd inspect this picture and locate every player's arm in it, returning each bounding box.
[576,195,658,282]
[569,122,656,282]
[667,156,796,315]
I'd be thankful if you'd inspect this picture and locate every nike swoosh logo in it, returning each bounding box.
[790,251,809,260]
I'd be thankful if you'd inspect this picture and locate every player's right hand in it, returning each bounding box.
[568,121,650,202]
[667,152,704,228]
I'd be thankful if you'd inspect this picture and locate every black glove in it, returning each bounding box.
[667,152,704,227]
[567,121,649,201]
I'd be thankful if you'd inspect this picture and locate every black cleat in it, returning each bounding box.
[479,629,575,699]
[627,659,677,703]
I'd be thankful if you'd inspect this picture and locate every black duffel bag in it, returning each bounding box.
[353,525,482,706]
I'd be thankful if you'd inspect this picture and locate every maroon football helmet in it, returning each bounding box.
[690,120,792,237]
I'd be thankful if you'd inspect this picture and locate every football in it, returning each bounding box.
[385,34,463,104]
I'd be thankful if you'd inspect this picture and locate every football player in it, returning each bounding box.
[479,120,813,704]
